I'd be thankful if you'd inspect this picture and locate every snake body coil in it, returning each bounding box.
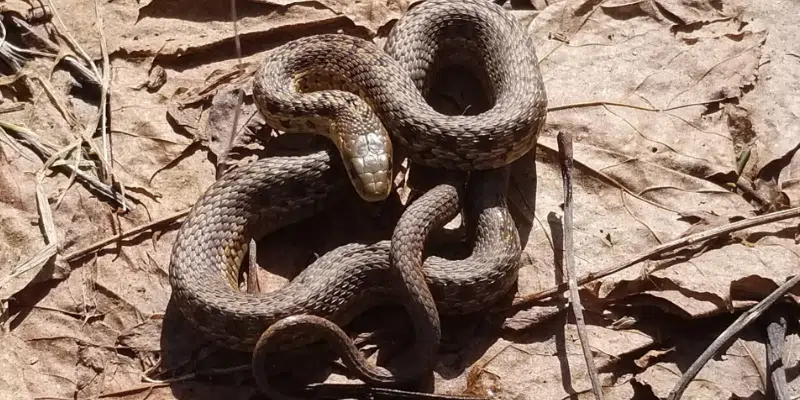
[252,0,546,201]
[169,150,521,350]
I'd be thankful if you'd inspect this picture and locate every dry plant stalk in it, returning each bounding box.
[558,131,604,400]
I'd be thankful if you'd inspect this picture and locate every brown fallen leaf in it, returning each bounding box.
[634,348,674,369]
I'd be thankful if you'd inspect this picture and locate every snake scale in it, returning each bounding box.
[168,0,546,395]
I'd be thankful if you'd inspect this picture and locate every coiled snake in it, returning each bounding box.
[168,0,546,396]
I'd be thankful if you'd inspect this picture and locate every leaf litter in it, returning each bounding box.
[0,0,798,399]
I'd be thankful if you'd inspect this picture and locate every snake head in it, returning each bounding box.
[331,112,393,202]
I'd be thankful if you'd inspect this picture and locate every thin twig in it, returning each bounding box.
[62,209,189,262]
[546,97,728,114]
[142,364,250,384]
[231,0,243,64]
[558,131,604,400]
[666,273,800,400]
[548,100,657,113]
[246,238,262,293]
[513,206,800,308]
[304,383,487,399]
[96,383,169,398]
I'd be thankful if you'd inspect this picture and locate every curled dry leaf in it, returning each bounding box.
[148,65,168,91]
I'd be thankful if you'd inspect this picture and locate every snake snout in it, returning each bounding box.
[343,143,393,202]
[350,163,392,202]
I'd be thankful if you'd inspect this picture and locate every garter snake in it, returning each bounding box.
[169,0,546,395]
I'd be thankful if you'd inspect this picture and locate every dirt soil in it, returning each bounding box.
[0,0,799,399]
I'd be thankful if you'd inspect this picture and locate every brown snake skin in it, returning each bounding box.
[168,0,546,395]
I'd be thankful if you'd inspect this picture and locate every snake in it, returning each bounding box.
[168,0,546,394]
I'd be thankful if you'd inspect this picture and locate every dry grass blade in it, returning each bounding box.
[546,97,729,114]
[0,103,25,114]
[303,383,489,399]
[34,176,58,246]
[0,122,32,161]
[52,140,84,209]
